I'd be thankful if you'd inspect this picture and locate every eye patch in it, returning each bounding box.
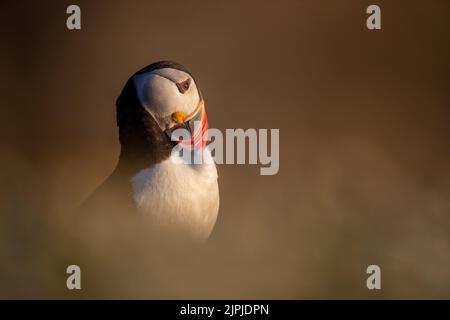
[176,78,191,94]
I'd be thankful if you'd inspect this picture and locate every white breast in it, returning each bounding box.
[131,149,219,241]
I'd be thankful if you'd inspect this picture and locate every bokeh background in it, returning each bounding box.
[1,0,449,299]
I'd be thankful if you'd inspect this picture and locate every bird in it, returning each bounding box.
[77,61,220,243]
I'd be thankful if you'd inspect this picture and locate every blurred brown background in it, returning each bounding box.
[1,0,449,299]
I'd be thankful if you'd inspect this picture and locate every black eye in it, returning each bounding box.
[177,78,191,94]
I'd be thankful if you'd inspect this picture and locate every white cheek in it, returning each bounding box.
[181,83,200,113]
[133,73,200,120]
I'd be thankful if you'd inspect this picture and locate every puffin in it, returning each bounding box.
[78,61,220,243]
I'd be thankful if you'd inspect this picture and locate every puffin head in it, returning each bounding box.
[116,61,208,167]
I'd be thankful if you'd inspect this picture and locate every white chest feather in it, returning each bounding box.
[131,150,219,241]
